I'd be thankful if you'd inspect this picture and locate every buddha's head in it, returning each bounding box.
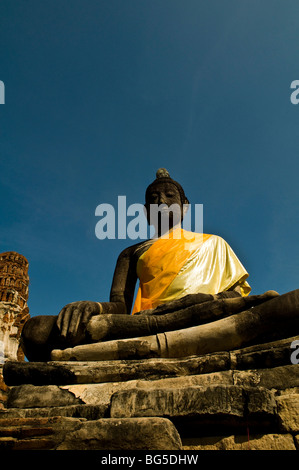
[144,168,189,235]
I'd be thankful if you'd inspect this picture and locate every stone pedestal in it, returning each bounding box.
[1,335,299,450]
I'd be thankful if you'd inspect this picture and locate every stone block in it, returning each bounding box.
[0,403,107,420]
[5,370,234,409]
[0,366,9,408]
[62,369,234,406]
[3,353,231,386]
[294,434,299,450]
[276,393,299,432]
[245,387,277,417]
[56,417,182,450]
[231,336,299,370]
[110,384,277,429]
[0,416,182,450]
[0,416,82,450]
[7,384,81,409]
[182,433,296,450]
[233,365,299,390]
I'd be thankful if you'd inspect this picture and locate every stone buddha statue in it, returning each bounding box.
[21,169,299,362]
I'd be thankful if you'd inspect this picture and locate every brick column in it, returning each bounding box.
[0,252,30,408]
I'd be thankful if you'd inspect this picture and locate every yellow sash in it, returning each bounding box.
[132,229,211,313]
[131,228,251,314]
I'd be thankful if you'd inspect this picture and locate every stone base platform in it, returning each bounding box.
[1,336,299,450]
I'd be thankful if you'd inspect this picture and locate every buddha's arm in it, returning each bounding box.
[56,244,139,340]
[135,287,243,317]
[100,245,138,315]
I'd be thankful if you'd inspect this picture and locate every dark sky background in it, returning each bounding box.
[0,0,298,317]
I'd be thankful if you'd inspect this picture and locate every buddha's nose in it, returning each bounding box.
[158,194,166,205]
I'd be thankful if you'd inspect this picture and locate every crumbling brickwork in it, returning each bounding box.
[0,252,30,408]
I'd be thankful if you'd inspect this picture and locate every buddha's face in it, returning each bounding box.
[145,182,184,234]
[146,182,182,207]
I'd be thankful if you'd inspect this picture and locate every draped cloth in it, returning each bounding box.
[131,228,251,314]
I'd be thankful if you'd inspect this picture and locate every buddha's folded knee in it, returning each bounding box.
[21,315,57,345]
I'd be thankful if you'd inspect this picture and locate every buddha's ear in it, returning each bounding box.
[143,204,150,223]
[183,198,190,214]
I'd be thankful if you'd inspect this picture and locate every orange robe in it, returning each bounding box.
[132,228,250,314]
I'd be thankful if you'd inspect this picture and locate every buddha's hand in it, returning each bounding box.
[56,301,102,344]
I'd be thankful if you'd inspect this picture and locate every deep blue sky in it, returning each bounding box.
[0,0,298,317]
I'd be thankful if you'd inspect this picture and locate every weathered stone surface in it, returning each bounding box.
[61,364,298,410]
[0,403,107,420]
[111,385,243,420]
[110,384,277,430]
[0,416,82,450]
[4,336,297,387]
[5,364,298,411]
[64,370,234,405]
[3,361,77,386]
[233,365,299,390]
[57,417,182,450]
[5,370,234,409]
[245,387,277,428]
[62,382,141,408]
[0,303,29,362]
[0,252,29,306]
[0,251,30,407]
[0,416,182,450]
[7,384,81,409]
[0,366,9,410]
[182,433,296,450]
[3,353,231,386]
[0,252,30,361]
[276,393,299,432]
[230,335,299,370]
[293,434,299,450]
[1,358,299,450]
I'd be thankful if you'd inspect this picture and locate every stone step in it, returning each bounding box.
[182,433,297,450]
[2,383,280,433]
[4,364,299,413]
[3,335,298,386]
[0,416,182,450]
[110,384,278,433]
[0,403,107,420]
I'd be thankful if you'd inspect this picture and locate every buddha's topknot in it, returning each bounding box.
[156,168,170,179]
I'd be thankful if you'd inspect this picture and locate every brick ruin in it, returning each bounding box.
[0,252,30,408]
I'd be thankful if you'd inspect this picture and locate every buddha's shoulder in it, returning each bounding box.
[205,234,231,246]
[206,234,225,243]
[117,239,154,261]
